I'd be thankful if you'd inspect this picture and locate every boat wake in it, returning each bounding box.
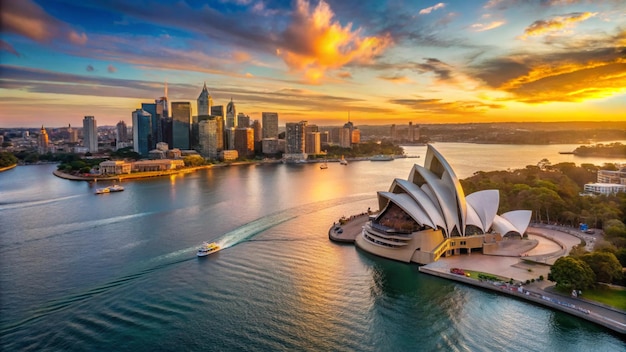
[0,194,85,211]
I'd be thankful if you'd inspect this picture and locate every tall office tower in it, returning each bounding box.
[171,102,191,149]
[225,99,237,129]
[234,128,254,159]
[132,109,152,156]
[305,132,321,155]
[251,119,262,153]
[116,120,128,142]
[305,124,319,133]
[224,127,236,150]
[68,124,78,143]
[351,127,361,144]
[408,122,415,142]
[339,120,353,148]
[285,121,307,154]
[413,124,420,141]
[156,96,169,145]
[199,115,224,150]
[38,125,49,154]
[198,118,219,159]
[197,82,212,116]
[141,103,159,148]
[390,124,397,142]
[237,113,250,128]
[262,112,278,139]
[82,115,98,152]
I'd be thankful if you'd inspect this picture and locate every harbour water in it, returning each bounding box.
[1,143,625,351]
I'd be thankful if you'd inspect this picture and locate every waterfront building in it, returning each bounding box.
[284,121,308,161]
[37,125,49,154]
[234,128,254,159]
[132,109,152,156]
[262,138,282,155]
[226,99,237,129]
[156,142,168,151]
[197,82,212,117]
[356,144,531,264]
[171,102,191,149]
[198,119,219,159]
[221,149,238,161]
[305,132,321,155]
[262,112,278,139]
[82,116,98,152]
[99,160,132,175]
[131,159,184,172]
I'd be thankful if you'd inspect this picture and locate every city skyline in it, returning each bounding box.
[1,0,625,128]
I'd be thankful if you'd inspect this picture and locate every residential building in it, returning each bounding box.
[234,127,254,159]
[284,121,307,161]
[198,118,220,159]
[305,132,321,155]
[116,120,128,142]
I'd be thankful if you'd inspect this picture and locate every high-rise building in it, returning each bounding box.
[305,132,321,155]
[262,112,278,139]
[351,127,361,144]
[38,125,49,154]
[224,127,235,150]
[116,120,128,142]
[132,109,152,156]
[171,102,191,149]
[408,122,415,142]
[197,82,212,116]
[305,124,319,133]
[285,121,307,154]
[251,119,262,153]
[211,105,224,118]
[198,118,219,159]
[141,103,159,148]
[82,115,98,152]
[234,127,254,159]
[225,99,237,129]
[390,124,397,142]
[237,113,250,128]
[67,124,78,143]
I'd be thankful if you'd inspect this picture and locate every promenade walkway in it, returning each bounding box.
[329,215,626,334]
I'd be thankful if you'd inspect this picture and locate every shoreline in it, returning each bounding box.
[0,164,17,173]
[330,214,626,335]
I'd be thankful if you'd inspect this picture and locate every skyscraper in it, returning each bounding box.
[171,102,191,149]
[225,99,237,129]
[305,131,321,155]
[132,109,152,156]
[156,96,169,145]
[116,120,128,142]
[285,121,307,154]
[197,82,212,116]
[38,125,49,154]
[82,116,98,152]
[237,113,249,128]
[198,118,219,159]
[234,127,254,159]
[262,112,278,139]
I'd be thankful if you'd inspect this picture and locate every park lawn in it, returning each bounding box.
[464,270,509,282]
[580,285,626,311]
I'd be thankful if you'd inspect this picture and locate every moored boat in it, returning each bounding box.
[197,242,221,257]
[339,155,348,165]
[370,155,394,161]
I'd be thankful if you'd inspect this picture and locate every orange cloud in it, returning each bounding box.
[520,12,597,39]
[471,21,505,32]
[379,74,411,83]
[277,0,392,83]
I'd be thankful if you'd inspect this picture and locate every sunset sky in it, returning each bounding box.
[1,0,625,127]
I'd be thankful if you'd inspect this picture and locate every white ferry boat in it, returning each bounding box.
[95,185,124,194]
[197,242,221,257]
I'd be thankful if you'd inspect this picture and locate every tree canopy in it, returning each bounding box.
[549,256,596,290]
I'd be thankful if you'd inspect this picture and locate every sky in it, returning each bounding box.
[1,0,625,128]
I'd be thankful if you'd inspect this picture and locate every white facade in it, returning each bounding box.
[82,116,98,152]
[584,183,626,195]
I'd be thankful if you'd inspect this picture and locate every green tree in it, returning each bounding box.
[581,252,623,284]
[0,152,18,167]
[549,256,595,290]
[183,155,206,167]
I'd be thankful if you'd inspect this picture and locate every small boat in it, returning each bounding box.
[339,155,348,165]
[197,242,221,257]
[320,162,328,169]
[370,155,394,161]
[95,185,124,194]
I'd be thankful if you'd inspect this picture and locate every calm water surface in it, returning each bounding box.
[1,143,624,351]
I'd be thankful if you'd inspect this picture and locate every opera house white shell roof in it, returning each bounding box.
[375,145,531,237]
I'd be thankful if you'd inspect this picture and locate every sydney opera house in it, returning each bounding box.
[356,145,532,264]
